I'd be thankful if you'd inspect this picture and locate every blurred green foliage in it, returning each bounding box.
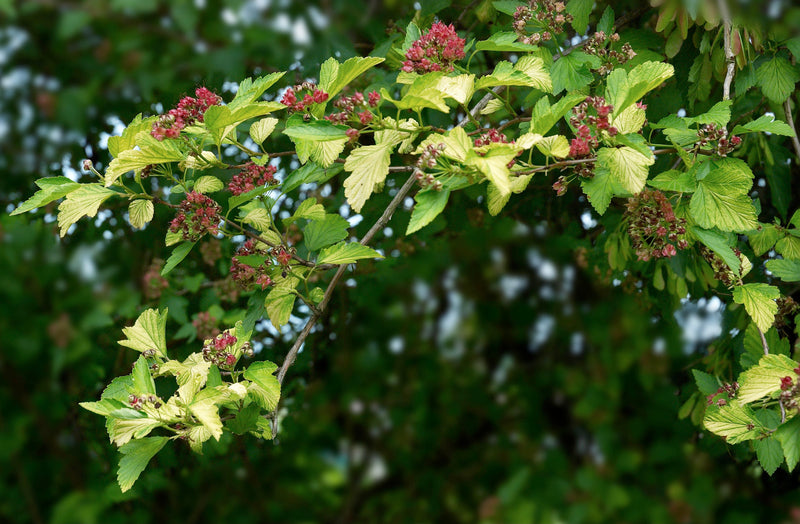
[3,1,800,523]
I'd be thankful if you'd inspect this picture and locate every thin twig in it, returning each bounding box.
[784,98,800,163]
[717,0,735,100]
[780,399,787,423]
[276,173,418,384]
[756,325,769,355]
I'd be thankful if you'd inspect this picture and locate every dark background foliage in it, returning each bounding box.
[2,1,800,523]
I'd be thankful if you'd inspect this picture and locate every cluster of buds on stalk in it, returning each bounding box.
[230,239,274,290]
[129,393,163,410]
[169,191,221,241]
[193,311,220,341]
[696,124,742,156]
[700,246,748,287]
[202,331,238,367]
[402,22,466,74]
[779,366,800,412]
[280,82,329,113]
[142,258,169,300]
[706,382,739,407]
[473,128,511,148]
[582,31,636,75]
[513,0,572,45]
[414,143,445,190]
[325,91,381,126]
[567,96,618,178]
[775,296,800,333]
[228,162,278,196]
[625,189,688,261]
[151,87,222,141]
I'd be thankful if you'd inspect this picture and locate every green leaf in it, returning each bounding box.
[204,102,285,144]
[380,74,450,113]
[57,184,118,236]
[131,356,156,396]
[343,142,395,213]
[436,74,475,105]
[283,120,350,142]
[566,0,593,33]
[737,353,797,403]
[692,369,720,395]
[118,309,168,357]
[265,282,297,328]
[766,259,800,281]
[249,117,279,144]
[79,398,128,416]
[241,207,272,232]
[128,199,154,229]
[607,61,675,115]
[107,113,155,157]
[733,284,780,337]
[475,58,552,92]
[117,436,168,493]
[777,236,800,260]
[407,189,450,234]
[475,31,538,52]
[304,214,350,252]
[748,224,782,256]
[189,398,223,441]
[647,170,697,193]
[227,404,262,435]
[691,227,741,275]
[10,177,81,216]
[468,145,520,197]
[755,436,784,475]
[227,186,273,212]
[287,198,326,224]
[282,162,344,193]
[101,375,135,402]
[776,415,800,472]
[529,92,586,135]
[535,135,570,158]
[228,72,285,110]
[596,146,654,194]
[550,51,595,94]
[581,166,621,215]
[105,135,186,186]
[703,401,765,444]
[110,416,161,447]
[689,158,757,232]
[317,242,384,265]
[487,174,532,215]
[319,56,384,101]
[686,100,732,126]
[756,56,800,104]
[597,6,614,34]
[161,241,196,276]
[732,114,797,137]
[193,175,223,194]
[244,361,281,412]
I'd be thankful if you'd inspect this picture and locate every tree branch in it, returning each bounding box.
[717,0,735,100]
[784,98,800,163]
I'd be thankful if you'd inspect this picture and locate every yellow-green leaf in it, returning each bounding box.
[343,142,394,212]
[737,353,798,403]
[596,146,654,194]
[118,308,169,357]
[249,117,279,144]
[535,135,570,158]
[57,184,118,237]
[733,283,780,334]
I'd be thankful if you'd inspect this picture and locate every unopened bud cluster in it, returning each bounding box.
[568,96,618,178]
[151,87,222,141]
[169,191,221,241]
[192,311,220,341]
[129,393,163,410]
[583,31,636,75]
[473,128,510,148]
[700,246,745,287]
[325,91,380,126]
[706,382,739,407]
[280,82,329,113]
[775,296,800,332]
[625,189,688,261]
[402,22,466,74]
[779,366,800,411]
[230,239,275,290]
[696,124,741,156]
[513,0,571,45]
[414,143,445,190]
[202,331,238,367]
[142,258,169,300]
[228,162,278,196]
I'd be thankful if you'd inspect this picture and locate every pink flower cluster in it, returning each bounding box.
[325,91,381,126]
[151,87,222,141]
[202,331,238,367]
[280,82,329,113]
[169,191,221,241]
[230,239,274,290]
[402,22,466,74]
[705,382,738,407]
[473,128,510,148]
[779,367,800,412]
[513,0,572,45]
[625,189,688,262]
[568,96,618,177]
[193,310,220,341]
[228,162,278,196]
[696,124,742,156]
[142,259,169,300]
